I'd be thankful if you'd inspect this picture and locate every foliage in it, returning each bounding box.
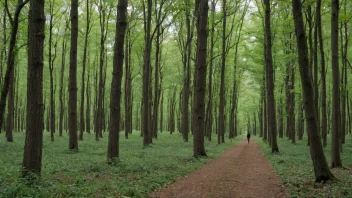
[257,136,352,197]
[0,132,240,197]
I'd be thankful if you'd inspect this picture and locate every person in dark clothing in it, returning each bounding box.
[247,133,251,144]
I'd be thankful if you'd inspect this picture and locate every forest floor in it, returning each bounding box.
[150,139,287,198]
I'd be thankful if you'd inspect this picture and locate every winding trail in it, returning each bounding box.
[150,139,287,198]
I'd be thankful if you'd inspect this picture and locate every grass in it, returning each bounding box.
[256,135,352,197]
[0,131,240,197]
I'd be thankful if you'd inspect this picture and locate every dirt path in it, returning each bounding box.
[150,139,287,198]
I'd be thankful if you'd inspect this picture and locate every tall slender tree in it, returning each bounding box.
[79,0,92,141]
[68,0,79,151]
[22,0,45,176]
[263,0,279,153]
[331,0,341,168]
[107,0,128,162]
[205,0,216,141]
[142,0,153,146]
[316,0,327,147]
[192,0,208,157]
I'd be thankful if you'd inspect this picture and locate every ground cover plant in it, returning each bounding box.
[257,136,352,197]
[0,132,240,197]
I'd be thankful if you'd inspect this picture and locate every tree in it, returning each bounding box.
[22,0,45,176]
[263,0,278,153]
[68,0,79,151]
[178,0,193,142]
[142,0,153,146]
[95,0,112,141]
[0,0,29,135]
[218,0,227,144]
[192,0,208,157]
[79,0,93,141]
[107,0,128,162]
[291,0,335,182]
[316,0,327,147]
[48,0,59,142]
[205,0,216,141]
[59,18,69,137]
[331,0,341,168]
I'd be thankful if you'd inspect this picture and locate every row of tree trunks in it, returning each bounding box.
[0,0,29,137]
[291,0,334,182]
[95,3,111,141]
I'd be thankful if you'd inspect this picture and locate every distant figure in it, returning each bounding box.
[247,133,251,144]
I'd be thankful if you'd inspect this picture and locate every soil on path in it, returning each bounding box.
[150,139,287,198]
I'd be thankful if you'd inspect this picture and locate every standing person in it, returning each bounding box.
[247,133,251,144]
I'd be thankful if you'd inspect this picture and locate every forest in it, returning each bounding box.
[0,0,352,197]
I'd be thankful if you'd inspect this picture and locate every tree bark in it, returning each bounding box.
[124,32,132,139]
[316,0,327,147]
[79,0,91,141]
[95,3,110,141]
[142,0,153,146]
[86,71,91,133]
[331,0,341,168]
[48,0,57,142]
[59,19,68,136]
[22,0,45,176]
[264,0,279,153]
[5,54,14,142]
[192,0,208,157]
[68,0,79,151]
[218,0,227,144]
[107,0,128,162]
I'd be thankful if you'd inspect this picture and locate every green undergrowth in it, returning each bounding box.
[0,131,240,197]
[256,135,352,197]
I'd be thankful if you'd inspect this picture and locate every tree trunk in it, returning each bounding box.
[316,0,327,147]
[192,0,208,157]
[22,0,45,176]
[263,89,268,141]
[95,4,110,141]
[264,0,279,153]
[59,20,68,136]
[124,33,132,139]
[79,0,91,141]
[181,1,192,142]
[278,88,283,138]
[48,0,57,142]
[68,0,79,151]
[218,0,227,144]
[107,0,128,162]
[340,2,348,146]
[142,0,153,146]
[0,0,29,134]
[160,91,164,132]
[205,0,215,142]
[6,55,14,142]
[86,72,91,133]
[291,0,335,182]
[331,0,341,168]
